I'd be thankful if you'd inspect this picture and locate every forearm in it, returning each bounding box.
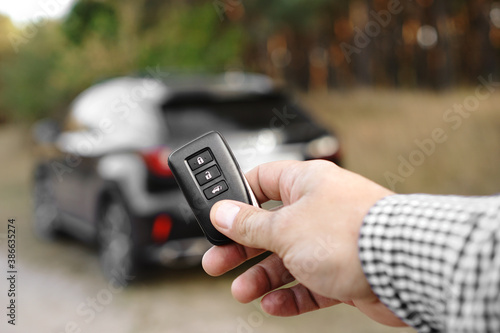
[359,194,500,332]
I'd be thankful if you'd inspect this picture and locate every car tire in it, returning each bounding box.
[33,168,59,240]
[98,197,139,286]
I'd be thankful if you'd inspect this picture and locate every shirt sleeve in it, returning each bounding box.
[359,194,500,333]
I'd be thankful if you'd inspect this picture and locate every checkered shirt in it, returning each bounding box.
[359,194,500,333]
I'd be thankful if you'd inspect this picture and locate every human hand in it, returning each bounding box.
[202,160,406,327]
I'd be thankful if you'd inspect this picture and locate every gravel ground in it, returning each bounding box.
[0,125,415,333]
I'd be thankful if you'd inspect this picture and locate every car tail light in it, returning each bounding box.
[306,135,342,164]
[141,147,173,178]
[152,214,173,243]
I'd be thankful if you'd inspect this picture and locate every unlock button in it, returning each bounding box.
[195,165,221,186]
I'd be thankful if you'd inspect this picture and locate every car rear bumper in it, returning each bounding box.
[143,237,212,267]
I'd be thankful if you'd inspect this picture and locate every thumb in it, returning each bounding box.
[210,200,278,251]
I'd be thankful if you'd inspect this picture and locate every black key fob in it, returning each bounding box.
[168,131,259,245]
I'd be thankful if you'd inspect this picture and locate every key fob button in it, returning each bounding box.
[168,131,259,245]
[204,181,228,200]
[187,150,213,170]
[195,165,221,186]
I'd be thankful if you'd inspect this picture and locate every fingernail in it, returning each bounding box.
[215,202,240,230]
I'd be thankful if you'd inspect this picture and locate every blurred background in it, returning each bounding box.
[1,0,500,332]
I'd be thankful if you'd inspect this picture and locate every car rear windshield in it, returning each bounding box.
[162,93,318,139]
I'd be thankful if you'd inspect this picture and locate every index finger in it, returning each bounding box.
[202,243,265,276]
[245,160,302,205]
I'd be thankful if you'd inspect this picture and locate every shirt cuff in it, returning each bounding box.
[358,194,500,332]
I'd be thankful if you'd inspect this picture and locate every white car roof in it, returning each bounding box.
[58,77,169,155]
[71,77,168,130]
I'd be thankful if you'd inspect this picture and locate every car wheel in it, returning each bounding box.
[98,199,138,286]
[33,171,59,240]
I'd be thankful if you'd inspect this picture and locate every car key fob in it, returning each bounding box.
[168,131,259,245]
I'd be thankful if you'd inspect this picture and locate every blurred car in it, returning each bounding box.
[32,72,341,284]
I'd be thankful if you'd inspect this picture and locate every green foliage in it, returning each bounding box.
[62,1,118,45]
[0,1,246,121]
[0,15,15,55]
[0,0,493,122]
[0,23,68,121]
[137,3,245,70]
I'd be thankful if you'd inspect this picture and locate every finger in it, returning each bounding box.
[202,243,265,276]
[210,200,282,251]
[355,298,408,327]
[244,160,301,204]
[261,284,340,317]
[231,253,295,303]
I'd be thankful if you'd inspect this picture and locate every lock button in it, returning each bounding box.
[195,165,221,186]
[187,150,213,171]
